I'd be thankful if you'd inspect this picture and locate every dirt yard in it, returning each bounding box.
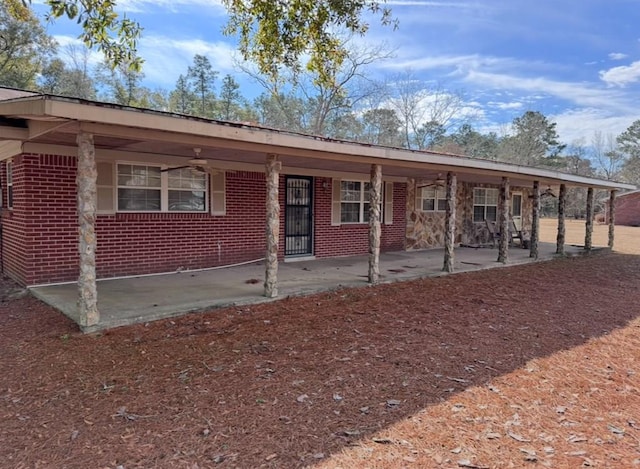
[1,245,639,467]
[539,217,640,255]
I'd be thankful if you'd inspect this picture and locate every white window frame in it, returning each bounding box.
[340,180,371,224]
[6,160,13,209]
[420,186,447,212]
[116,162,208,213]
[473,187,499,222]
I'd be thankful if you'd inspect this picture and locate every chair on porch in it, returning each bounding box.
[509,218,530,249]
[485,219,501,247]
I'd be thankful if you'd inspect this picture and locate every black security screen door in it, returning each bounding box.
[285,177,313,256]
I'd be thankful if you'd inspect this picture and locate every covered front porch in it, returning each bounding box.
[31,242,590,332]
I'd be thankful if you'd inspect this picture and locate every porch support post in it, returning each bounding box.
[368,164,382,284]
[497,177,510,263]
[76,131,99,328]
[585,186,594,253]
[608,190,616,249]
[264,154,281,298]
[443,171,457,273]
[556,184,567,255]
[529,181,540,259]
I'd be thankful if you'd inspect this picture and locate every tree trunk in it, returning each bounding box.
[529,181,540,259]
[556,184,566,255]
[264,154,280,298]
[368,164,382,284]
[585,187,594,252]
[443,172,457,272]
[76,131,99,328]
[497,177,510,263]
[608,190,616,249]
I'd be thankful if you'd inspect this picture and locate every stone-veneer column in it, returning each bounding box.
[77,131,99,328]
[556,184,567,255]
[497,177,510,263]
[529,181,540,259]
[368,164,382,284]
[443,172,457,273]
[608,190,616,249]
[264,154,281,298]
[585,186,594,252]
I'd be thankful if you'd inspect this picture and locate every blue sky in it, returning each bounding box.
[35,0,640,146]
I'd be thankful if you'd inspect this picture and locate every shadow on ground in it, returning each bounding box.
[1,253,639,468]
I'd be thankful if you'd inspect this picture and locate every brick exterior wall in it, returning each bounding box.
[313,177,407,258]
[0,155,408,286]
[614,192,640,226]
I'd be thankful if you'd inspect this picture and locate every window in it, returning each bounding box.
[340,180,371,223]
[116,164,207,212]
[167,167,206,212]
[420,187,447,212]
[473,188,498,222]
[6,160,13,209]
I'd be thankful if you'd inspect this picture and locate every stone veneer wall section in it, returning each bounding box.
[406,179,534,249]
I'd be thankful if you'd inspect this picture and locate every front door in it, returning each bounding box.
[511,193,523,230]
[285,176,313,256]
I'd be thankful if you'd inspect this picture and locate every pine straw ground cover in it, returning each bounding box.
[1,253,639,468]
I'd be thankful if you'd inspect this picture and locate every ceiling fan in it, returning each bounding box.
[417,174,447,189]
[529,186,557,199]
[161,148,212,174]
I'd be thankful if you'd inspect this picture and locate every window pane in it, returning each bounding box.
[168,168,206,190]
[168,190,205,211]
[118,164,161,187]
[473,206,485,222]
[437,199,447,211]
[512,194,522,217]
[341,202,360,223]
[473,188,485,205]
[363,202,371,222]
[422,187,436,198]
[118,188,161,211]
[486,206,497,222]
[422,199,435,211]
[340,181,361,201]
[486,189,498,205]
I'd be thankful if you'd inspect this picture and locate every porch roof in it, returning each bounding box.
[0,92,635,191]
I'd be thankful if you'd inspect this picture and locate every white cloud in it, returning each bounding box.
[116,0,224,14]
[139,36,240,87]
[551,108,636,144]
[599,61,640,87]
[488,101,524,110]
[608,52,628,60]
[464,70,635,113]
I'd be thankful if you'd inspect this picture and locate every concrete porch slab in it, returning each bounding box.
[30,243,592,332]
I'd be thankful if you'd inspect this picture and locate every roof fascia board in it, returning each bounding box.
[4,97,636,191]
[0,140,22,160]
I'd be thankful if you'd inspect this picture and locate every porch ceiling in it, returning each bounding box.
[0,94,635,191]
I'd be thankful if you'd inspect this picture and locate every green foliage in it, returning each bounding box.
[187,55,218,117]
[7,0,142,71]
[0,7,56,88]
[222,0,396,87]
[617,119,640,185]
[500,111,565,168]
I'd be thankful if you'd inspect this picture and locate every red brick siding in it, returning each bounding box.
[615,192,640,226]
[0,155,408,285]
[96,171,268,279]
[313,177,406,257]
